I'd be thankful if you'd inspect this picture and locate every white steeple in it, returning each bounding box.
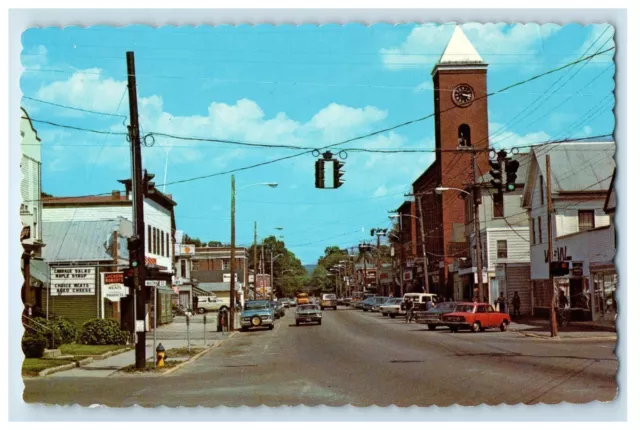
[438,25,484,64]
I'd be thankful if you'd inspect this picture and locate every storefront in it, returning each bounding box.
[590,262,617,321]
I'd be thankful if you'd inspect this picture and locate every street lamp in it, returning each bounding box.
[230,177,278,330]
[435,186,470,196]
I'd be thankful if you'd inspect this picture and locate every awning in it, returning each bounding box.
[29,258,50,284]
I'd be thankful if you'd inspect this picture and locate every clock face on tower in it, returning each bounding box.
[452,84,475,107]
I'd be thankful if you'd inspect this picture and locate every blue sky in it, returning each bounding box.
[20,23,615,264]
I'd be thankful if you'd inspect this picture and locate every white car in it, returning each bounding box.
[194,295,229,314]
[380,298,405,318]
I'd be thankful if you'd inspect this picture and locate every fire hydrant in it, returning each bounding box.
[156,343,166,368]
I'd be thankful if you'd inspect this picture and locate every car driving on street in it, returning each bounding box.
[240,300,275,331]
[296,304,323,326]
[441,302,511,333]
[270,301,286,319]
[321,293,337,310]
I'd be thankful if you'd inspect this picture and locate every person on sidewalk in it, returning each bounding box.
[512,291,521,318]
[495,292,507,314]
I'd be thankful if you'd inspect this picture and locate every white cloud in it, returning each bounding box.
[372,185,389,197]
[562,24,615,68]
[21,45,48,70]
[489,122,552,148]
[381,23,561,70]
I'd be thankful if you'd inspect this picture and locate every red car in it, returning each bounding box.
[441,302,510,333]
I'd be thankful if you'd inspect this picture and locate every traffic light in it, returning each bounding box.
[488,159,504,193]
[333,160,345,189]
[505,159,520,192]
[123,268,135,287]
[143,170,156,196]
[127,236,141,268]
[315,159,325,189]
[550,261,570,276]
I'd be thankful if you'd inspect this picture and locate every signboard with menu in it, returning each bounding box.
[50,266,96,296]
[101,272,128,302]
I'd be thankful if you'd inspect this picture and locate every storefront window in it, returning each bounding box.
[593,271,617,320]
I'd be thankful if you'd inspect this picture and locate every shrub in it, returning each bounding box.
[51,318,79,345]
[30,317,63,349]
[79,318,128,345]
[22,332,46,358]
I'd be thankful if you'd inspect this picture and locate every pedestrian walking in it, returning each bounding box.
[495,292,507,313]
[512,291,521,318]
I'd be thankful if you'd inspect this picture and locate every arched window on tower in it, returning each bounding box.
[458,124,471,148]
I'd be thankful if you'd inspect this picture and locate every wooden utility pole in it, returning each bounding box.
[126,51,147,369]
[229,174,236,330]
[547,155,558,337]
[416,195,430,294]
[253,221,257,299]
[472,152,485,302]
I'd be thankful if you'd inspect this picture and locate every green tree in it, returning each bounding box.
[248,236,308,298]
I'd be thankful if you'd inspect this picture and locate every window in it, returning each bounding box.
[222,259,230,270]
[161,230,165,257]
[476,305,487,313]
[192,260,200,271]
[538,217,543,244]
[492,192,504,218]
[166,233,171,257]
[153,228,158,255]
[147,224,152,253]
[458,124,471,147]
[531,219,536,244]
[539,176,545,206]
[487,305,496,313]
[497,240,508,259]
[180,260,186,277]
[578,210,595,232]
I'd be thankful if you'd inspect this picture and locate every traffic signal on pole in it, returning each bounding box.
[315,159,325,189]
[505,159,520,192]
[488,159,504,193]
[127,236,141,268]
[333,160,345,189]
[123,268,135,287]
[143,170,156,196]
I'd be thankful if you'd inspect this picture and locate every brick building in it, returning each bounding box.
[411,26,491,299]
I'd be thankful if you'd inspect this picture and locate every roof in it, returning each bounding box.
[43,194,130,206]
[396,200,412,213]
[534,141,615,193]
[42,219,129,262]
[604,168,616,213]
[438,26,484,65]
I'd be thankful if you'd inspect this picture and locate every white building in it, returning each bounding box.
[42,179,177,274]
[20,108,46,311]
[521,140,615,321]
[460,152,532,312]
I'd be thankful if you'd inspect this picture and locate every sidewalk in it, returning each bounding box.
[508,316,617,340]
[48,318,237,378]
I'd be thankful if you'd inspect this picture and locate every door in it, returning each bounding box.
[486,305,502,327]
[475,305,489,327]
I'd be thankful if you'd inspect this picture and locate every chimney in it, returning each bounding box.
[112,190,121,200]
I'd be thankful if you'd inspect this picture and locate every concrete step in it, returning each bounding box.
[43,349,61,359]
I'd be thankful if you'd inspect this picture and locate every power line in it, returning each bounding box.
[22,95,129,119]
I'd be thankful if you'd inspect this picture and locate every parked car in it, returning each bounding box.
[194,295,229,314]
[379,298,404,317]
[287,297,297,307]
[402,293,439,312]
[442,302,511,333]
[415,301,458,330]
[371,296,391,312]
[296,304,323,326]
[270,301,286,319]
[278,297,290,308]
[240,300,275,331]
[321,293,338,310]
[342,297,352,306]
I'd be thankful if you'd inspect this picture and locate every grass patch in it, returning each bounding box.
[22,358,74,377]
[59,344,127,357]
[165,347,205,357]
[120,360,180,373]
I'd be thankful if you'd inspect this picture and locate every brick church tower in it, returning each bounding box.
[412,26,490,299]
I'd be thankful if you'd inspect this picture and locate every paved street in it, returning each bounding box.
[23,307,617,407]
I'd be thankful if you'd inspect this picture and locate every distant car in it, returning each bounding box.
[371,297,391,312]
[342,297,352,306]
[278,298,290,308]
[415,301,458,330]
[321,293,337,310]
[442,302,511,333]
[240,300,275,331]
[194,295,229,314]
[270,301,286,319]
[297,293,310,305]
[296,304,323,326]
[379,298,404,317]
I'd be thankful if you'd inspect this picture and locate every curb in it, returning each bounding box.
[36,347,132,377]
[514,331,617,342]
[162,332,237,376]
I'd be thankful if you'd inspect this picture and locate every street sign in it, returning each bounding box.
[145,280,167,287]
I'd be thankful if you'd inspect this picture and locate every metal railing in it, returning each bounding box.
[22,314,56,349]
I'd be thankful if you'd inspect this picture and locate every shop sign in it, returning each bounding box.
[544,246,571,263]
[223,273,238,283]
[495,264,506,280]
[51,266,96,296]
[179,244,196,255]
[101,272,128,302]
